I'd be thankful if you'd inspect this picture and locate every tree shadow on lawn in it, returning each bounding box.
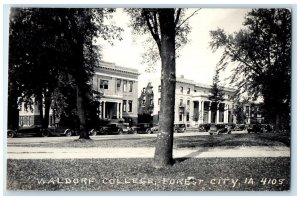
[175,133,289,149]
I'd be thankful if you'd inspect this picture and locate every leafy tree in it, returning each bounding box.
[8,8,122,139]
[210,9,291,130]
[126,8,199,168]
[208,68,225,123]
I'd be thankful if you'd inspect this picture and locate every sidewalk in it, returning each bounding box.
[7,146,290,159]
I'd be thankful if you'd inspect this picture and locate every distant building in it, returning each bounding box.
[137,82,154,123]
[140,75,236,127]
[243,103,264,124]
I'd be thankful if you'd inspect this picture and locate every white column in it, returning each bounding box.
[201,100,204,124]
[224,104,228,123]
[120,102,123,119]
[117,102,119,119]
[216,103,220,124]
[208,101,211,123]
[103,101,106,119]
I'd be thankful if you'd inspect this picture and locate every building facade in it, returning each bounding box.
[18,61,139,127]
[140,75,236,127]
[93,61,139,125]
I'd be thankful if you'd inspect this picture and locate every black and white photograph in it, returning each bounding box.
[2,2,296,196]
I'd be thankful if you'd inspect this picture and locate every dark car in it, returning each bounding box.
[7,125,51,138]
[135,123,152,134]
[208,124,231,135]
[174,124,186,133]
[95,122,132,135]
[198,124,211,132]
[247,124,263,133]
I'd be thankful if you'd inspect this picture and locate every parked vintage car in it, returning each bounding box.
[174,124,186,133]
[247,124,263,133]
[134,123,153,134]
[208,124,231,135]
[90,122,133,135]
[233,124,246,131]
[198,124,211,132]
[7,125,51,138]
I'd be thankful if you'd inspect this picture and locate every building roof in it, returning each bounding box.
[177,76,235,93]
[95,61,140,76]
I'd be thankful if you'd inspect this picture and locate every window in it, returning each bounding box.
[143,87,145,93]
[117,79,121,92]
[194,90,197,93]
[180,99,183,106]
[128,100,133,112]
[180,87,183,93]
[150,99,153,105]
[100,80,108,89]
[158,85,161,92]
[129,81,133,92]
[158,98,161,105]
[123,100,127,112]
[187,88,190,94]
[179,114,183,121]
[187,113,190,122]
[142,99,146,106]
[123,80,127,92]
[187,100,190,106]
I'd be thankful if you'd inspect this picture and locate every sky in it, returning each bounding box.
[98,8,250,87]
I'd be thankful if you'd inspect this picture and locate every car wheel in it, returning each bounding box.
[64,129,73,137]
[118,129,123,135]
[89,129,97,136]
[41,129,50,137]
[7,130,16,138]
[146,128,152,134]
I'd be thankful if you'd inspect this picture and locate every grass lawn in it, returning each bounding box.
[7,157,290,192]
[6,132,290,192]
[8,132,290,149]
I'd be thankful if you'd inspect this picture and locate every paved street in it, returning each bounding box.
[6,131,290,159]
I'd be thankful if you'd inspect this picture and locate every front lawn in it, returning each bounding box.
[7,132,290,149]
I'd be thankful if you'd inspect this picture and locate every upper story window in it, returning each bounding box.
[158,85,161,92]
[123,80,127,92]
[187,100,190,106]
[117,79,121,92]
[128,100,133,112]
[180,99,183,106]
[100,80,108,89]
[129,81,133,92]
[158,98,161,105]
[187,88,190,94]
[194,90,197,93]
[180,87,183,93]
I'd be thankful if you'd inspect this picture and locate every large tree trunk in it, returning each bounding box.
[153,9,176,168]
[7,94,19,130]
[43,92,51,129]
[77,86,90,139]
[37,94,44,127]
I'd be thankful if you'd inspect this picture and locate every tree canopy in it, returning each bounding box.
[8,8,122,136]
[210,9,291,127]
